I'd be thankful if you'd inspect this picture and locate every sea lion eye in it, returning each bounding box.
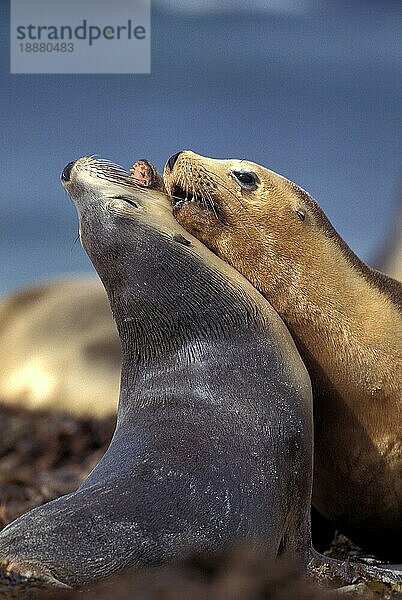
[232,170,258,190]
[113,195,138,208]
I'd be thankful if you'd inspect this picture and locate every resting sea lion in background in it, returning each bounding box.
[164,150,402,561]
[373,191,402,282]
[0,277,120,416]
[0,157,315,587]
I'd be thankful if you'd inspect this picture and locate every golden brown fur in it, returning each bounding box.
[163,150,402,559]
[0,277,120,416]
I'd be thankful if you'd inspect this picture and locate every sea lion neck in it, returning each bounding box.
[214,227,400,383]
[80,216,254,366]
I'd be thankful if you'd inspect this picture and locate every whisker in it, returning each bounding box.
[168,169,230,224]
[204,187,220,221]
[190,177,216,218]
[104,174,151,189]
[170,194,188,203]
[70,233,80,252]
[83,157,159,190]
[205,169,247,211]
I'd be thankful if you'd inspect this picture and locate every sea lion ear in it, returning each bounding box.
[130,160,164,191]
[296,209,306,222]
[173,233,192,247]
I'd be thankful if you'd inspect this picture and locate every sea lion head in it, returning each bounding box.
[163,150,335,305]
[61,156,167,233]
[61,157,199,291]
[163,149,312,234]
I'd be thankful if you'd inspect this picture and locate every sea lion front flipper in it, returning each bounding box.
[130,159,164,190]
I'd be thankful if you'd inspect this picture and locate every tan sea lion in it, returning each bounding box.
[163,150,402,560]
[0,277,120,416]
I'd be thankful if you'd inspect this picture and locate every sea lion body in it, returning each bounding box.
[164,150,402,559]
[0,277,120,416]
[0,158,314,587]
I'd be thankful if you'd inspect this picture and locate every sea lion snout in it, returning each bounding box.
[60,157,146,217]
[163,152,232,230]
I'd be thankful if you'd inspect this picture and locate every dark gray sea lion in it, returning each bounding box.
[163,150,402,561]
[0,157,315,587]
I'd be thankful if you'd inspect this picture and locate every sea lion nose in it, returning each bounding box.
[61,160,75,183]
[167,151,182,172]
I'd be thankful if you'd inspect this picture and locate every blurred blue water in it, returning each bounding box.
[1,0,401,295]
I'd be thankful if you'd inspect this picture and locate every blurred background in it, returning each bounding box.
[1,0,402,294]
